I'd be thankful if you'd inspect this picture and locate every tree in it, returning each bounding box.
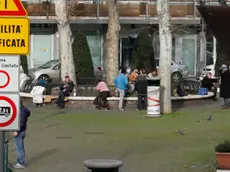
[20,55,28,75]
[157,0,172,114]
[105,0,120,85]
[131,31,155,73]
[54,0,77,84]
[72,32,94,77]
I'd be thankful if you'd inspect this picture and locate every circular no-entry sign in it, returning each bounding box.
[0,96,17,127]
[0,70,10,89]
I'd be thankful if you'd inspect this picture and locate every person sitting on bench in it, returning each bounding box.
[201,72,217,101]
[56,76,74,109]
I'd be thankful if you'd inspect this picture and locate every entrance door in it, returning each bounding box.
[120,37,136,71]
[33,32,52,68]
[182,38,196,76]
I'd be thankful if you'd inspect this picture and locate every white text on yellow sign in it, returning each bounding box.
[0,18,29,55]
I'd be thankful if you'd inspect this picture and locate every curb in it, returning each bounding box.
[20,92,214,101]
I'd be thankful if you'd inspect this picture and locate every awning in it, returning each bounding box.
[197,6,230,56]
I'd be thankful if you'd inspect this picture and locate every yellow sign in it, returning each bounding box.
[0,17,29,55]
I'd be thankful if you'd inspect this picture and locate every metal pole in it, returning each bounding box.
[0,131,5,172]
[213,36,217,65]
[193,0,196,19]
[97,0,100,19]
[146,0,149,20]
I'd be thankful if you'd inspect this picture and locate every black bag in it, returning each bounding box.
[176,85,184,97]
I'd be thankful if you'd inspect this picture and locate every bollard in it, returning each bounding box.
[84,159,123,172]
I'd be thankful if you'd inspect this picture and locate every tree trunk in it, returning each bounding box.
[105,0,120,85]
[54,0,76,84]
[157,0,172,114]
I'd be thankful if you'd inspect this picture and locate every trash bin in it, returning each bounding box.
[146,78,161,117]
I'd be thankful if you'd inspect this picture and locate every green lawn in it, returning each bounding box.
[9,107,230,172]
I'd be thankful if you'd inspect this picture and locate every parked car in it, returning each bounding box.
[126,60,188,83]
[170,61,189,83]
[28,60,103,86]
[200,64,218,81]
[155,60,189,83]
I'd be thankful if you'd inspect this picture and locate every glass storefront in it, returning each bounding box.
[85,31,101,67]
[73,31,101,67]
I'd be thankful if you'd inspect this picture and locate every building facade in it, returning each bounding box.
[24,0,220,76]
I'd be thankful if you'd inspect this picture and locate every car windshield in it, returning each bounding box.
[155,60,175,66]
[39,60,59,69]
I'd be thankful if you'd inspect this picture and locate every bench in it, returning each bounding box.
[84,159,123,172]
[21,91,214,103]
[43,95,69,103]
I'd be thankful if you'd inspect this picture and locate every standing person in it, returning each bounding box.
[94,79,110,110]
[135,69,148,110]
[56,76,74,109]
[114,68,128,111]
[13,100,31,169]
[219,64,230,108]
[201,72,217,101]
[129,69,139,82]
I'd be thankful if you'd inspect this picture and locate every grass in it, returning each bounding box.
[49,108,230,172]
[8,107,230,172]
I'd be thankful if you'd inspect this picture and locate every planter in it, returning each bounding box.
[216,152,230,169]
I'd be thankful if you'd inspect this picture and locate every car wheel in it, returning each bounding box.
[37,75,49,84]
[172,72,182,83]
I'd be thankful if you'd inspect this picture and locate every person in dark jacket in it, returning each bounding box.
[201,72,217,101]
[135,69,148,110]
[56,76,74,109]
[13,101,31,169]
[219,64,230,108]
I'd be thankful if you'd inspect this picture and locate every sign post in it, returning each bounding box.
[0,0,28,171]
[0,132,4,172]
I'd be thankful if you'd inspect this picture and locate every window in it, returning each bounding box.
[86,31,101,67]
[39,60,59,69]
[73,31,101,67]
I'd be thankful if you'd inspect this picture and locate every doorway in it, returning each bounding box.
[182,38,196,76]
[119,37,136,70]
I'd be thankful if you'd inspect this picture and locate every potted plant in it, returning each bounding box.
[215,140,230,169]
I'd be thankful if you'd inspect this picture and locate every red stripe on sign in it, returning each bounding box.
[148,97,160,103]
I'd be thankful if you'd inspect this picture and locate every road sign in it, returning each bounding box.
[0,17,29,55]
[0,55,19,92]
[0,0,27,16]
[0,94,19,130]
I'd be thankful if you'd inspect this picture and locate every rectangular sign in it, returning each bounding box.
[0,93,19,131]
[0,17,29,55]
[0,55,19,92]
